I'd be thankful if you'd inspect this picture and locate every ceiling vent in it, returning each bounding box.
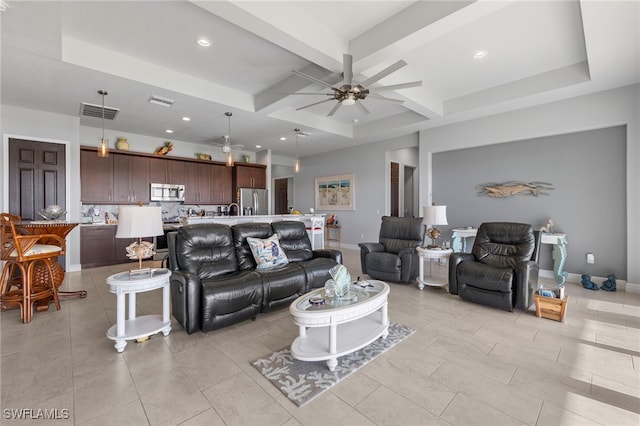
[148,95,175,108]
[80,102,120,120]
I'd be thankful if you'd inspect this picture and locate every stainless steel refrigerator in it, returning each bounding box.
[237,188,268,215]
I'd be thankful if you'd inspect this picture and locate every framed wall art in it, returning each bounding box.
[315,173,355,211]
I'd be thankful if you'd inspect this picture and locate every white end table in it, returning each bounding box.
[416,247,453,290]
[106,268,172,352]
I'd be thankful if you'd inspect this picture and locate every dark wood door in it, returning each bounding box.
[390,161,399,217]
[275,178,289,214]
[9,138,66,220]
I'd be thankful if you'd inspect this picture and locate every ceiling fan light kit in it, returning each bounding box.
[291,53,422,117]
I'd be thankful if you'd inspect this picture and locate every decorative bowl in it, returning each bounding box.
[37,205,67,220]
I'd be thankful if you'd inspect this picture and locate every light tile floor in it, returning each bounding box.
[1,249,639,425]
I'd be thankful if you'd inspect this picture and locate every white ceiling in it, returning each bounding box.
[2,0,638,159]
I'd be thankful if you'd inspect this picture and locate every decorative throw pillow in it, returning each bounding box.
[247,234,289,270]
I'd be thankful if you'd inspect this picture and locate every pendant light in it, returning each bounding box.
[294,128,301,173]
[98,90,109,157]
[225,112,234,167]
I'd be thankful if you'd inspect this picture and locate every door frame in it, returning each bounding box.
[3,133,73,270]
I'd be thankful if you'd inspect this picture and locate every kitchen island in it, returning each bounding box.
[181,214,326,249]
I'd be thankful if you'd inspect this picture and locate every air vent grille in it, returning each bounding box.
[80,102,120,120]
[148,95,175,108]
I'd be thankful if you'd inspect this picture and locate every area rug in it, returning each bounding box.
[251,321,415,407]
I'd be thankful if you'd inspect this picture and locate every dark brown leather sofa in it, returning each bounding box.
[167,221,342,334]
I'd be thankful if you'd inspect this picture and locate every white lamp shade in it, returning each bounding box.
[422,205,448,226]
[115,206,163,238]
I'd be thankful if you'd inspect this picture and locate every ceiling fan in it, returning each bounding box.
[291,54,422,117]
[211,112,244,153]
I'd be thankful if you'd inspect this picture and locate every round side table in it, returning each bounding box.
[106,268,172,352]
[416,247,453,290]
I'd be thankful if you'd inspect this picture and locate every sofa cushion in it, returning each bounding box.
[473,223,535,269]
[258,263,306,312]
[457,261,514,292]
[378,216,424,254]
[247,234,289,269]
[271,221,314,262]
[232,223,273,270]
[175,224,238,279]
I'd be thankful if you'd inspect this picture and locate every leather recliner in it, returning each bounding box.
[448,222,540,312]
[358,216,425,283]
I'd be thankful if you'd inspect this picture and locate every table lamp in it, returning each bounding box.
[422,205,448,248]
[116,205,163,271]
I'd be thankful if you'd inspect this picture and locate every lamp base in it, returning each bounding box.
[128,267,152,278]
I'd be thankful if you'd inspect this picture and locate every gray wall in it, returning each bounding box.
[433,126,627,279]
[294,134,419,247]
[419,85,639,285]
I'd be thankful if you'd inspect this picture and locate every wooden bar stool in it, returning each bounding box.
[0,213,64,323]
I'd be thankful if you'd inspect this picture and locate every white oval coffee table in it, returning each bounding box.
[289,280,389,371]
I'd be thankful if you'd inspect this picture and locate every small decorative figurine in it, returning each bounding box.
[581,274,599,290]
[601,274,617,291]
[155,141,173,155]
[330,264,351,297]
[540,218,554,233]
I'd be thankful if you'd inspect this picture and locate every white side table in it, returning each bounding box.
[416,247,453,290]
[106,268,172,352]
[451,228,477,253]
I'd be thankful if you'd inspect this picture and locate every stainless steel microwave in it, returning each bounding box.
[150,183,185,202]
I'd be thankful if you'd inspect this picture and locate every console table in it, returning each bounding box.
[106,268,171,352]
[451,228,477,253]
[541,233,568,285]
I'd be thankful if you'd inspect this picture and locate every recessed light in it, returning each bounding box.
[473,49,488,59]
[182,117,191,121]
[280,137,287,141]
[197,38,211,47]
[165,129,174,134]
[352,118,359,123]
[255,145,262,149]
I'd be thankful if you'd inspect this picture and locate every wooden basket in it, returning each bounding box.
[534,294,568,322]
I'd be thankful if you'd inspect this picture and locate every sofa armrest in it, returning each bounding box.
[514,260,540,311]
[170,270,202,335]
[313,249,342,265]
[398,247,419,282]
[358,242,384,274]
[448,253,475,295]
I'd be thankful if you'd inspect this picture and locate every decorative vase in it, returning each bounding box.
[115,137,129,151]
[330,264,351,297]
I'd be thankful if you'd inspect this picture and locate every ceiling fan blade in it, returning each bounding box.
[292,70,339,91]
[343,53,353,87]
[366,93,405,104]
[355,101,370,114]
[296,98,336,111]
[279,92,334,95]
[370,81,422,92]
[327,101,342,117]
[359,60,407,87]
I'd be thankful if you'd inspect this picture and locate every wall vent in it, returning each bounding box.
[148,95,175,107]
[80,102,120,120]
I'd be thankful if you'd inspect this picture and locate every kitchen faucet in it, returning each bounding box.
[228,202,241,216]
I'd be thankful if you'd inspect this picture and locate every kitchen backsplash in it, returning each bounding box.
[81,202,229,224]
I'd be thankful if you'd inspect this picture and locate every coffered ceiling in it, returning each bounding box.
[2,1,638,158]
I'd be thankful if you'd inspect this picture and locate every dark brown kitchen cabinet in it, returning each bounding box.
[112,153,150,204]
[184,162,213,204]
[80,225,116,268]
[211,163,233,204]
[234,164,266,189]
[149,157,185,184]
[80,149,113,202]
[81,225,151,268]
